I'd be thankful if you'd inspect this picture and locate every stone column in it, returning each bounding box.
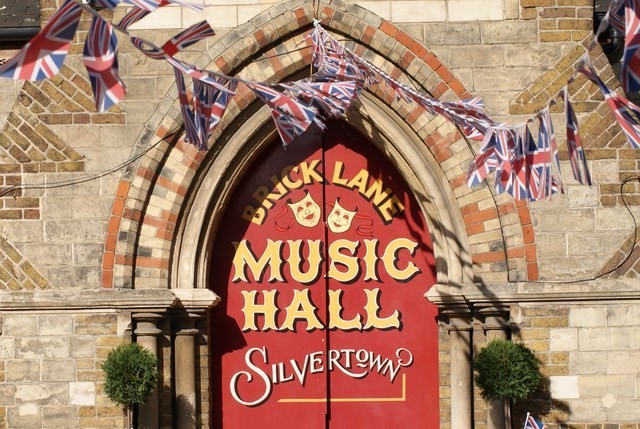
[477,305,511,429]
[442,305,473,429]
[174,310,203,429]
[134,312,164,429]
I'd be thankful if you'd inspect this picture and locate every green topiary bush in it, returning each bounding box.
[102,343,158,409]
[473,339,541,402]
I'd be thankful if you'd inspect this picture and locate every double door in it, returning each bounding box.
[209,121,440,428]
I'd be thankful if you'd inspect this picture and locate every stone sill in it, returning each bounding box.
[0,288,220,311]
[426,278,640,306]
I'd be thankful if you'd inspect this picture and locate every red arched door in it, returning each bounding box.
[209,121,440,428]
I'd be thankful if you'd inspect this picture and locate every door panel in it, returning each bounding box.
[322,124,439,428]
[209,129,328,429]
[209,121,439,428]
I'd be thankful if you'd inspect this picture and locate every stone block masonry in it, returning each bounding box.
[0,312,127,429]
[2,0,640,427]
[511,300,640,427]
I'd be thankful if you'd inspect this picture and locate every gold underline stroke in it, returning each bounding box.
[277,374,406,403]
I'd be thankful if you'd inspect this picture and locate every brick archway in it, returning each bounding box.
[101,0,537,290]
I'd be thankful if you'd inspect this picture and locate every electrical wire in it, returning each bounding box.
[522,175,640,284]
[0,126,182,199]
[3,1,635,287]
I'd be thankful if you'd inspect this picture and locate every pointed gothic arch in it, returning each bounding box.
[95,1,540,427]
[102,0,537,293]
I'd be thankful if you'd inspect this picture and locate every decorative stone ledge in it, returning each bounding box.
[172,288,221,309]
[0,288,220,311]
[426,279,640,306]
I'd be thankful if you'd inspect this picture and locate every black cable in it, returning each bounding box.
[0,126,182,199]
[527,175,640,284]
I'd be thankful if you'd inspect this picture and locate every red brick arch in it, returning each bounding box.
[101,0,537,289]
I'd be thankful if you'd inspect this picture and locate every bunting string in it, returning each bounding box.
[2,0,640,202]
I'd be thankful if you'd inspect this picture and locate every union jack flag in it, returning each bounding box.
[130,21,214,60]
[537,107,563,196]
[117,7,150,30]
[0,0,82,81]
[579,58,640,149]
[493,128,519,197]
[247,82,318,146]
[209,79,237,133]
[524,413,547,429]
[173,66,199,146]
[488,127,527,198]
[608,0,626,34]
[522,119,560,201]
[564,89,592,185]
[500,126,528,200]
[89,0,121,9]
[172,66,237,149]
[83,16,127,112]
[467,127,507,187]
[191,77,237,149]
[312,25,373,85]
[622,0,640,92]
[162,20,215,57]
[446,97,494,140]
[122,0,204,11]
[283,79,357,118]
[167,57,234,95]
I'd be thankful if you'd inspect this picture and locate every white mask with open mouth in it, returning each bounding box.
[327,199,357,233]
[287,191,321,228]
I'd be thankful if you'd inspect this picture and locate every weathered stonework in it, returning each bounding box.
[1,0,640,427]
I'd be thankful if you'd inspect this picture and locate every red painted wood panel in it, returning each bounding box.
[209,121,439,428]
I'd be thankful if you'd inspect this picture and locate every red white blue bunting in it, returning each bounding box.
[0,0,82,81]
[3,0,640,201]
[83,16,127,112]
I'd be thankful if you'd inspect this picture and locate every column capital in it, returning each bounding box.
[172,308,205,336]
[133,311,164,336]
[440,304,473,331]
[475,305,510,332]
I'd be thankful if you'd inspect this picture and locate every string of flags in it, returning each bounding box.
[524,412,547,429]
[1,0,640,202]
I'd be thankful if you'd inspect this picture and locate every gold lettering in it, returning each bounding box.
[328,289,362,330]
[241,205,266,225]
[363,239,379,281]
[288,239,323,284]
[253,186,276,210]
[346,169,369,194]
[377,194,405,223]
[299,160,324,184]
[232,240,284,283]
[241,290,279,331]
[280,289,323,331]
[331,161,348,186]
[328,239,360,283]
[363,288,400,330]
[281,166,303,190]
[363,178,392,206]
[382,238,420,281]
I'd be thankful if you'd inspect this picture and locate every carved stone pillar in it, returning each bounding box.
[170,289,219,429]
[477,305,511,429]
[174,310,203,429]
[134,312,164,429]
[442,305,473,429]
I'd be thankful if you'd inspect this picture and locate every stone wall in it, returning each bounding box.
[1,0,640,428]
[0,311,127,428]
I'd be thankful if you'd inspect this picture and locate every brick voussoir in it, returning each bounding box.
[104,0,536,289]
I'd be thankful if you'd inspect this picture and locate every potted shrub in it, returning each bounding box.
[473,339,542,429]
[102,343,158,429]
